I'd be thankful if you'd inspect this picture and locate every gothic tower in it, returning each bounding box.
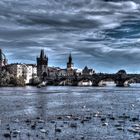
[0,49,7,68]
[67,53,74,70]
[37,49,48,77]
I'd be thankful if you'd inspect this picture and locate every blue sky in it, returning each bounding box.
[1,0,140,73]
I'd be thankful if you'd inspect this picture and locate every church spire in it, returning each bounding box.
[68,53,72,64]
[0,49,2,61]
[67,53,74,69]
[40,49,45,59]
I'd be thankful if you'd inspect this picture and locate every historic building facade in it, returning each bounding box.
[0,48,97,85]
[6,63,37,84]
[58,69,67,77]
[82,66,95,76]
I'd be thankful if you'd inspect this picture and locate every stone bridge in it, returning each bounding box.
[76,73,136,87]
[46,70,140,87]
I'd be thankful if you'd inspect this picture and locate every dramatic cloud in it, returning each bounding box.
[1,0,140,73]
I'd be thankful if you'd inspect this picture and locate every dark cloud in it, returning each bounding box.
[0,0,140,73]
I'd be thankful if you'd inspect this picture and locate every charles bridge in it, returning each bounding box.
[35,50,140,87]
[45,70,140,87]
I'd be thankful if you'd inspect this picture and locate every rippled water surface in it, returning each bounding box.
[0,85,140,139]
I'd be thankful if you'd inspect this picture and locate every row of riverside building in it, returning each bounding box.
[0,49,95,84]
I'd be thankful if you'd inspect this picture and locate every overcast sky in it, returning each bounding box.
[1,0,140,73]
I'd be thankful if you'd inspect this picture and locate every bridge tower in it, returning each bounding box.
[37,49,48,78]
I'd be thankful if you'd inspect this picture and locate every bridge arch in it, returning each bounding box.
[77,77,93,86]
[123,78,136,87]
[98,78,116,87]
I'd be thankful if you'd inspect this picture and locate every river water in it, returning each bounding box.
[0,85,140,140]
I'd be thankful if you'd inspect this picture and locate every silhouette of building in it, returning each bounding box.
[0,49,7,69]
[37,49,48,78]
[48,67,60,78]
[117,69,127,75]
[67,53,74,69]
[58,69,67,77]
[82,66,95,76]
[67,53,75,76]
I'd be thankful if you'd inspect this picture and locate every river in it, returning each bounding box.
[0,85,140,140]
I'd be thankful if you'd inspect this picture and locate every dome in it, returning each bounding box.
[117,69,127,75]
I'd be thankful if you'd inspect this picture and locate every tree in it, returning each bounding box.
[32,77,41,85]
[10,76,25,87]
[0,69,25,87]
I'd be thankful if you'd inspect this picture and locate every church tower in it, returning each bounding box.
[67,53,74,70]
[37,49,48,78]
[0,49,7,68]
